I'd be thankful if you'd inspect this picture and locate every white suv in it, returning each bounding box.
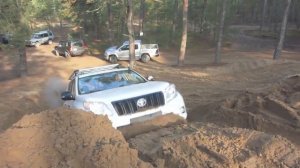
[61,64,187,128]
[26,30,54,47]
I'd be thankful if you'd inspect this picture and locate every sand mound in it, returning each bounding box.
[189,75,300,145]
[129,123,300,168]
[0,108,152,168]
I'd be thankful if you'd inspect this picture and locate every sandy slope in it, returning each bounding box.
[129,123,300,168]
[0,108,152,168]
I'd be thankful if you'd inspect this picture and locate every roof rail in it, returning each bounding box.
[69,64,120,80]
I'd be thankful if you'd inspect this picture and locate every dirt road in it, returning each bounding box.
[0,36,299,167]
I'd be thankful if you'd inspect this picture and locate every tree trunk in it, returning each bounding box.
[273,0,292,60]
[93,14,99,39]
[260,0,268,32]
[178,0,189,66]
[171,0,179,45]
[200,0,208,33]
[59,18,63,39]
[19,48,27,77]
[127,0,135,68]
[139,0,145,37]
[107,2,113,44]
[213,0,220,43]
[214,0,227,64]
[295,1,300,29]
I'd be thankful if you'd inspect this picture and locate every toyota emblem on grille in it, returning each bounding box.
[137,98,147,108]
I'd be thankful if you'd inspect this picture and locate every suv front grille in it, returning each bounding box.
[112,92,165,116]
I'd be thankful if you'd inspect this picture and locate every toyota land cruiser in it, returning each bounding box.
[61,64,187,128]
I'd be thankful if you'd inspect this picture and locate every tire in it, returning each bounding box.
[35,43,41,47]
[109,55,118,63]
[65,51,70,58]
[48,40,53,44]
[141,54,150,63]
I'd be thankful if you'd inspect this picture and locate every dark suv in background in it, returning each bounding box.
[54,40,87,57]
[0,34,10,44]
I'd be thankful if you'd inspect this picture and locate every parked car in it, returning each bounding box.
[104,40,159,63]
[61,64,187,128]
[54,39,87,57]
[0,34,10,44]
[26,30,54,47]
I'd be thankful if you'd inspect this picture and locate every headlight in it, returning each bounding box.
[164,84,177,102]
[104,51,109,57]
[83,101,113,116]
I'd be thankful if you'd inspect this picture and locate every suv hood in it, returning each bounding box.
[78,81,170,103]
[105,46,118,53]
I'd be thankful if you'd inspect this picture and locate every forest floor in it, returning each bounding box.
[0,27,299,167]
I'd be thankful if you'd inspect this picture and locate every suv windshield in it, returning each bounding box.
[32,34,42,39]
[78,70,146,95]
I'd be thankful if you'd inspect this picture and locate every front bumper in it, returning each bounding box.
[25,41,36,46]
[104,52,109,60]
[108,92,187,128]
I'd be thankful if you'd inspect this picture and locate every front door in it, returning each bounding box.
[119,44,140,60]
[118,45,130,60]
[63,79,76,108]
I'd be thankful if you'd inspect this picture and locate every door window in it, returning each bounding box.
[120,45,129,51]
[120,45,138,50]
[43,33,49,37]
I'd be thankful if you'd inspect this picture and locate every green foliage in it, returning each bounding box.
[0,0,31,48]
[1,0,299,50]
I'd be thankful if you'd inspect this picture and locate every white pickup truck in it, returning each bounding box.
[104,40,159,63]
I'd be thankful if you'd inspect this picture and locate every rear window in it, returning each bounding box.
[73,41,83,47]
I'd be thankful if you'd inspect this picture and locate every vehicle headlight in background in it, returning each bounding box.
[164,84,177,102]
[83,101,113,116]
[104,51,109,57]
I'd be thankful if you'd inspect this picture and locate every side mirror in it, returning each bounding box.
[147,76,154,81]
[61,91,75,100]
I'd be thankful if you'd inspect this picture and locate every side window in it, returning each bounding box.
[135,45,138,50]
[120,45,129,51]
[49,32,53,36]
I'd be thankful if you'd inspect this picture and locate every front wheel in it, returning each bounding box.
[34,43,41,47]
[55,50,59,56]
[109,55,118,63]
[141,54,150,63]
